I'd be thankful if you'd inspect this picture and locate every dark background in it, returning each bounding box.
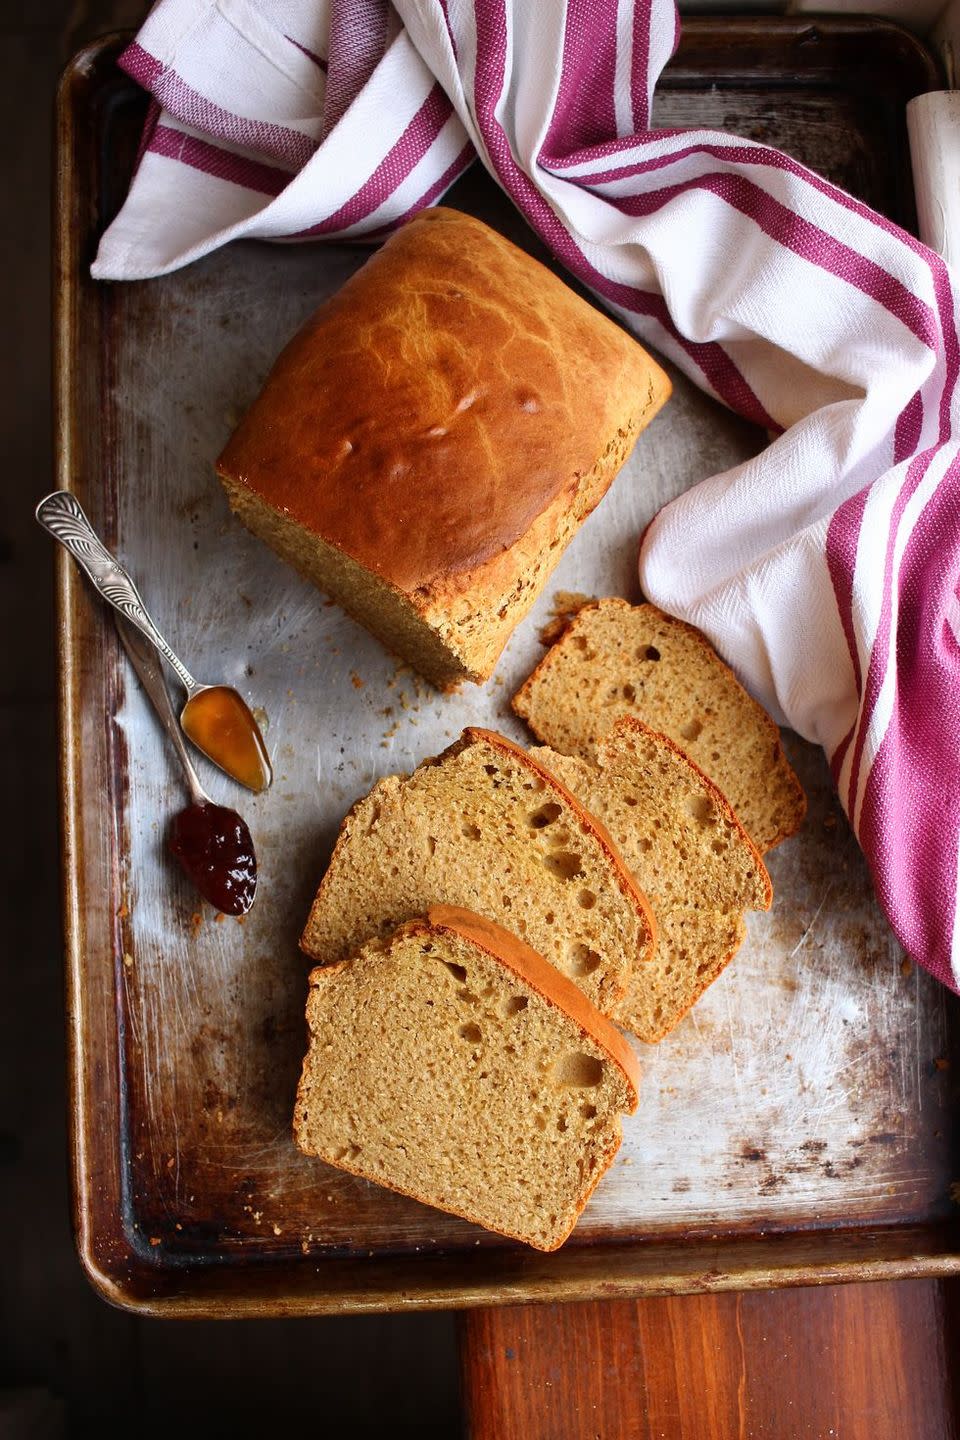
[0,4,460,1434]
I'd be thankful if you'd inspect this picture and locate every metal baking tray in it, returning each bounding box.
[57,21,960,1315]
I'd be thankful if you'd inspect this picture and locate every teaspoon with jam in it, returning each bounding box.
[117,617,257,915]
[36,490,272,793]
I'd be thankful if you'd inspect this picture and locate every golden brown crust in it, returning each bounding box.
[217,208,670,600]
[461,726,658,966]
[426,906,641,1108]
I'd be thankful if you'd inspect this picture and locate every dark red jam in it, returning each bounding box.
[168,801,257,915]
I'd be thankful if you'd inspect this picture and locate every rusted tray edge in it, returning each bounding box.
[56,32,960,1316]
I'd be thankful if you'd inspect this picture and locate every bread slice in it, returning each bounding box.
[294,906,640,1251]
[301,727,655,1015]
[513,597,805,852]
[532,718,771,1041]
[216,208,670,690]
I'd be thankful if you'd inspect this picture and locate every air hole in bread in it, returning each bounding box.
[502,894,512,908]
[523,776,546,793]
[681,717,703,742]
[504,995,528,1016]
[686,795,713,825]
[556,1053,604,1087]
[421,944,434,954]
[335,1142,362,1162]
[652,1005,664,1024]
[443,962,468,983]
[483,764,499,776]
[712,839,727,855]
[462,821,482,840]
[696,960,712,977]
[534,1113,547,1132]
[427,836,437,855]
[557,1116,568,1133]
[573,635,589,652]
[642,645,661,661]
[637,836,652,853]
[623,683,636,701]
[578,889,597,910]
[459,1023,482,1044]
[581,1103,598,1120]
[390,864,400,876]
[624,795,638,808]
[542,850,583,881]
[568,942,602,977]
[528,802,562,829]
[366,803,381,833]
[544,911,555,925]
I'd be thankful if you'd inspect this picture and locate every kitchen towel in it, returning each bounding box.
[93,0,960,991]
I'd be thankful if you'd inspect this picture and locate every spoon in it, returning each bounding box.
[36,489,272,793]
[116,617,257,916]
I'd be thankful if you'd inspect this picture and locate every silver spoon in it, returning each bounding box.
[36,489,272,793]
[116,617,257,915]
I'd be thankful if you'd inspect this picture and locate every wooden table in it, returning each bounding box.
[460,1279,960,1438]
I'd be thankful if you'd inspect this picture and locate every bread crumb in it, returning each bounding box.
[900,957,912,977]
[538,591,595,645]
[189,912,203,931]
[235,915,246,925]
[934,1056,951,1071]
[149,1236,162,1247]
[117,897,130,920]
[175,1222,182,1231]
[272,1223,282,1236]
[252,1210,263,1222]
[214,913,225,924]
[350,672,365,689]
[122,953,134,969]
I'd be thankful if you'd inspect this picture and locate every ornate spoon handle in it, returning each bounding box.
[36,490,197,695]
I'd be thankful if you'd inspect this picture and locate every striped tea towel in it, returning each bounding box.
[93,0,960,993]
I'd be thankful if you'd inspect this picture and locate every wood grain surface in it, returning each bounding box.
[460,1281,960,1439]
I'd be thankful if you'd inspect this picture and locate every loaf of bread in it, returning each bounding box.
[514,598,805,852]
[217,208,670,689]
[301,727,655,1016]
[294,906,640,1251]
[533,719,771,1041]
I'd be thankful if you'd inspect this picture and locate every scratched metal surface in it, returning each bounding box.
[89,42,959,1264]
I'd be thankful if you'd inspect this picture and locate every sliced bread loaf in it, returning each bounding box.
[513,597,806,852]
[532,718,771,1041]
[301,728,655,1015]
[294,906,640,1251]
